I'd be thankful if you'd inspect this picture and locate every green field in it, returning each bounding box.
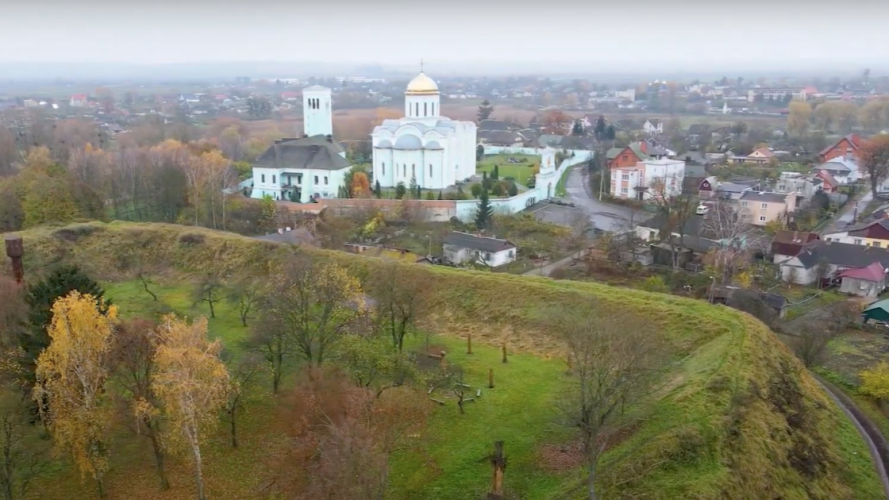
[14,221,886,500]
[477,154,539,186]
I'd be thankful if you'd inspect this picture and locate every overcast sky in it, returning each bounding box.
[2,0,888,73]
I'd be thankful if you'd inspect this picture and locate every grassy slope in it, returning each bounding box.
[13,221,884,499]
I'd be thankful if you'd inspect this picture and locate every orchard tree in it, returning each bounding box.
[152,315,230,500]
[369,261,427,351]
[34,292,117,498]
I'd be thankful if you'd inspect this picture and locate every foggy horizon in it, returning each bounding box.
[2,0,889,78]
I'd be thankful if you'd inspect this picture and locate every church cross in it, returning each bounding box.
[420,58,424,73]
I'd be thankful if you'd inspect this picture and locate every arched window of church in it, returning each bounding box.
[412,164,416,178]
[432,103,435,116]
[403,164,406,177]
[429,164,433,177]
[382,162,385,175]
[424,103,427,116]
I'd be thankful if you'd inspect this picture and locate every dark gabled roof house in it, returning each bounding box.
[771,230,820,257]
[478,120,515,132]
[792,240,889,270]
[443,232,516,253]
[254,135,350,171]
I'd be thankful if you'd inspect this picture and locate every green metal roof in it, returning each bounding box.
[863,299,889,322]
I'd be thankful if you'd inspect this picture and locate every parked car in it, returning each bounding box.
[696,204,710,215]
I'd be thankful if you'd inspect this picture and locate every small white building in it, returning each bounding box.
[610,159,686,201]
[642,119,663,135]
[250,85,351,203]
[443,232,517,268]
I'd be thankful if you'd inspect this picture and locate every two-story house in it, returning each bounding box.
[606,143,649,168]
[823,219,889,248]
[610,159,686,201]
[820,134,863,163]
[775,172,823,203]
[738,191,796,227]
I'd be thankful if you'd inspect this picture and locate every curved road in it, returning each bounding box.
[563,165,642,233]
[815,376,889,498]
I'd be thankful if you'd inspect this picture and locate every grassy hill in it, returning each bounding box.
[11,221,885,499]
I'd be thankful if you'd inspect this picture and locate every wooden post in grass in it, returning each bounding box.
[488,441,507,499]
[501,343,507,363]
[467,335,473,355]
[488,368,494,389]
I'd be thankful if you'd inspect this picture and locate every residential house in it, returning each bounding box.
[770,230,820,262]
[642,119,663,135]
[730,147,774,165]
[641,138,675,159]
[738,190,796,227]
[606,143,649,168]
[699,177,762,200]
[776,240,889,285]
[479,120,516,133]
[69,94,88,107]
[820,134,863,163]
[812,157,861,185]
[823,219,889,248]
[815,170,840,193]
[343,243,425,263]
[837,262,887,297]
[610,159,686,201]
[442,232,517,267]
[775,172,822,202]
[254,226,317,246]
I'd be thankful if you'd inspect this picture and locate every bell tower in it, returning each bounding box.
[303,85,332,137]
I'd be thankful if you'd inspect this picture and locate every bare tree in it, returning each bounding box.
[0,400,47,500]
[244,313,294,394]
[649,177,696,269]
[700,200,761,283]
[546,306,667,500]
[220,353,263,448]
[369,261,426,352]
[226,278,260,327]
[191,274,224,319]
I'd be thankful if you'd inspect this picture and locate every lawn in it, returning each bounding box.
[477,154,540,186]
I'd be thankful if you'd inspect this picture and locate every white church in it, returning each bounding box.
[371,71,477,190]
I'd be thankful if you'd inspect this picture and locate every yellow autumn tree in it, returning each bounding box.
[34,292,117,498]
[152,315,230,500]
[860,361,889,402]
[787,101,812,136]
[351,171,371,198]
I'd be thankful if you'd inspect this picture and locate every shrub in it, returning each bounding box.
[470,183,483,198]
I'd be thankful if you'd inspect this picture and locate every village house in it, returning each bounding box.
[820,134,863,163]
[775,172,824,202]
[254,226,317,246]
[770,230,820,262]
[478,130,526,147]
[69,94,88,107]
[443,232,517,267]
[738,191,796,227]
[606,143,649,168]
[812,157,861,185]
[823,219,889,248]
[776,240,889,287]
[642,119,663,135]
[837,262,887,298]
[729,147,774,165]
[610,159,686,201]
[698,177,762,201]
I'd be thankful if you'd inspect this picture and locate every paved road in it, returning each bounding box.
[822,180,889,234]
[563,165,643,233]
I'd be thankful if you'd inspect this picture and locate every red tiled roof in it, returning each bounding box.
[837,261,886,282]
[70,94,87,100]
[820,134,861,156]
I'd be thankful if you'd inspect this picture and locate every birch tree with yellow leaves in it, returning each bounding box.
[33,292,117,499]
[152,315,230,500]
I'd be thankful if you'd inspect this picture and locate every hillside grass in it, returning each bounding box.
[9,220,886,499]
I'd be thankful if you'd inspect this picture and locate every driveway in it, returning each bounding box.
[563,165,645,232]
[821,180,889,234]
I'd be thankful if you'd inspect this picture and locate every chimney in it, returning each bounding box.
[4,236,24,285]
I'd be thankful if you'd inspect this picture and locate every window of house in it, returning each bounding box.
[484,252,492,261]
[876,242,882,248]
[621,155,628,162]
[621,173,629,181]
[761,203,767,210]
[272,175,276,184]
[649,231,656,240]
[323,176,328,185]
[777,185,784,192]
[621,187,628,195]
[314,175,319,185]
[508,250,515,258]
[261,174,265,183]
[759,216,766,222]
[742,214,750,220]
[854,238,863,245]
[741,201,748,207]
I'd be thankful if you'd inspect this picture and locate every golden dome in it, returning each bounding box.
[406,72,439,95]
